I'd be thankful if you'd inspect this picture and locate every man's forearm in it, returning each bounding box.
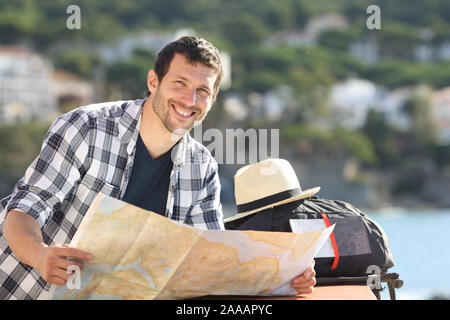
[3,209,46,268]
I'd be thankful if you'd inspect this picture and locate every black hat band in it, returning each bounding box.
[236,188,301,214]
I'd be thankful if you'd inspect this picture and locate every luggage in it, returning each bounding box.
[225,196,403,299]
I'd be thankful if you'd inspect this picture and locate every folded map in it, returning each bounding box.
[49,192,333,300]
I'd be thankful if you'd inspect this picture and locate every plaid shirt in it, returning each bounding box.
[0,98,224,300]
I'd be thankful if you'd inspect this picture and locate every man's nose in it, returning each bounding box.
[181,88,196,106]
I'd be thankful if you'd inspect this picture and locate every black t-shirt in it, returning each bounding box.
[121,133,174,216]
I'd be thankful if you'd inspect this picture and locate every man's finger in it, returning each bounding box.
[301,266,316,279]
[54,257,84,271]
[56,247,92,261]
[51,267,73,281]
[292,277,316,289]
[292,269,316,285]
[305,267,316,279]
[48,276,67,286]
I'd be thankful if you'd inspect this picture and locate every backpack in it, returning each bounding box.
[224,196,402,298]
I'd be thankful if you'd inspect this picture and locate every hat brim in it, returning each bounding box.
[224,186,321,223]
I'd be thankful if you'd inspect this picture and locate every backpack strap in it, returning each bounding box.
[320,212,340,270]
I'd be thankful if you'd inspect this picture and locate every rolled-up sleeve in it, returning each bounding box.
[6,112,90,228]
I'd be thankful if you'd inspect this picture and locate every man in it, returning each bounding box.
[0,36,314,299]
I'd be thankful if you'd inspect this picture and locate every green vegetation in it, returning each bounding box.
[105,48,156,99]
[281,124,377,165]
[0,121,49,195]
[1,0,450,199]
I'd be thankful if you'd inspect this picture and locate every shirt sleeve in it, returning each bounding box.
[187,156,225,230]
[6,112,90,228]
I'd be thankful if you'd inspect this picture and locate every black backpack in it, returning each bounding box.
[225,196,403,299]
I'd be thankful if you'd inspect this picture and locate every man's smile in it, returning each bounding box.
[170,102,196,120]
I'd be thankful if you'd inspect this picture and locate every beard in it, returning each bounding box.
[151,89,205,135]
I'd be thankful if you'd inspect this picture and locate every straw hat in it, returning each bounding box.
[223,158,320,223]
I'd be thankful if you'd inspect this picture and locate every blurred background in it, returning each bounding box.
[0,0,449,299]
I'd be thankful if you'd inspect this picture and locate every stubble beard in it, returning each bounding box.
[151,89,204,135]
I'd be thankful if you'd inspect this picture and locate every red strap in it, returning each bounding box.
[320,213,339,270]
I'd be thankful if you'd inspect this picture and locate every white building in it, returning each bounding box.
[51,70,94,111]
[327,78,412,130]
[327,78,380,129]
[349,40,379,65]
[0,46,57,123]
[223,94,248,121]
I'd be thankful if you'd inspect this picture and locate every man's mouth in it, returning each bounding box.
[171,103,195,119]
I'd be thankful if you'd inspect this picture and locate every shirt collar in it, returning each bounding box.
[171,133,189,171]
[118,99,145,154]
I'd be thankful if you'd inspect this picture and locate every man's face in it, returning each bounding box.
[147,53,217,134]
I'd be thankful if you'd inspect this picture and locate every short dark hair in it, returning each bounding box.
[146,36,223,100]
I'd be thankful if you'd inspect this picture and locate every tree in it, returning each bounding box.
[362,109,401,167]
[402,86,437,147]
[0,122,49,197]
[222,12,268,48]
[54,51,102,78]
[105,48,156,99]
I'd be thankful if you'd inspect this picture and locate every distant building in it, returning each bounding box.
[413,42,450,63]
[327,79,450,144]
[437,42,450,61]
[327,78,380,129]
[228,86,294,122]
[306,13,348,38]
[51,70,94,113]
[223,94,248,121]
[349,40,379,65]
[0,46,57,123]
[414,44,434,63]
[327,78,412,130]
[260,86,294,122]
[0,46,97,123]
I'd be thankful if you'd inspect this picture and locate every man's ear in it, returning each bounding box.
[147,69,159,93]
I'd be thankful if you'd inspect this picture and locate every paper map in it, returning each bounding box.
[49,192,333,300]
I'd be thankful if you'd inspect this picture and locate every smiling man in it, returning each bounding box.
[0,36,315,299]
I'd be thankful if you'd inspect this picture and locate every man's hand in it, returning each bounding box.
[291,260,316,295]
[3,209,93,286]
[34,244,92,286]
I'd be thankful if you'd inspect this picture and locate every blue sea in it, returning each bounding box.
[368,209,450,300]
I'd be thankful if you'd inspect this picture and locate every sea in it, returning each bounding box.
[367,209,450,300]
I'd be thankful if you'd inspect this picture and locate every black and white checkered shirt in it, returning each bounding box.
[0,98,224,300]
